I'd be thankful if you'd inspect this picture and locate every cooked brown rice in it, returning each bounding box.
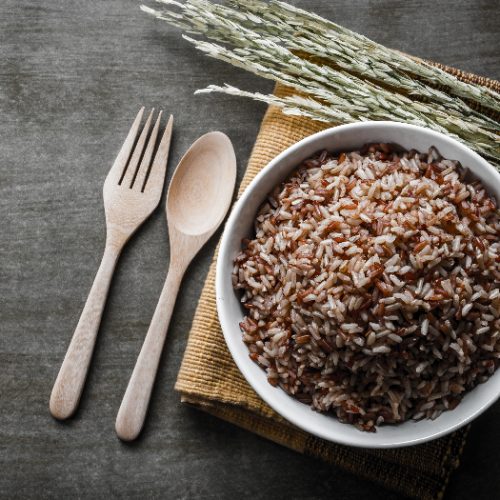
[232,144,500,431]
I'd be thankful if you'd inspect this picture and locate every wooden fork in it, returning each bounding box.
[49,108,173,420]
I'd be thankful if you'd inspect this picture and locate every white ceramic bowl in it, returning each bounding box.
[216,121,500,448]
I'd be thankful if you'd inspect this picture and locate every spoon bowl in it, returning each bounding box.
[167,132,236,237]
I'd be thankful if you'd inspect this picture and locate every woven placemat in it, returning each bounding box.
[176,63,499,499]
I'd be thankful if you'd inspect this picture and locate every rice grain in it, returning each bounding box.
[234,144,500,432]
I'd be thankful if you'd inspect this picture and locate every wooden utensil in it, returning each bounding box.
[50,108,173,420]
[115,131,236,441]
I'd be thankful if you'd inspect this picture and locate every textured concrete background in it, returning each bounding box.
[1,1,499,498]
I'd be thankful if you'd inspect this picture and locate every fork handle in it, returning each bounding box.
[115,264,184,441]
[50,244,121,419]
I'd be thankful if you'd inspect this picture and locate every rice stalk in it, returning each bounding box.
[142,0,500,164]
[230,0,500,113]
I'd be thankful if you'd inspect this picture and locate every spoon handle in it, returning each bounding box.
[115,265,184,441]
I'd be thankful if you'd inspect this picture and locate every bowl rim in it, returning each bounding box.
[216,121,500,448]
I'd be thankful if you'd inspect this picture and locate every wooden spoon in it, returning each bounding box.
[115,131,236,441]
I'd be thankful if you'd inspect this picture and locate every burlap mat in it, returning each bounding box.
[176,62,499,499]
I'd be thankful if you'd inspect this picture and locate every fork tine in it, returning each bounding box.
[106,107,145,185]
[132,111,162,191]
[121,109,154,188]
[143,114,173,193]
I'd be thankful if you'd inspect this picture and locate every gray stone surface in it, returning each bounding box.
[0,1,498,498]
